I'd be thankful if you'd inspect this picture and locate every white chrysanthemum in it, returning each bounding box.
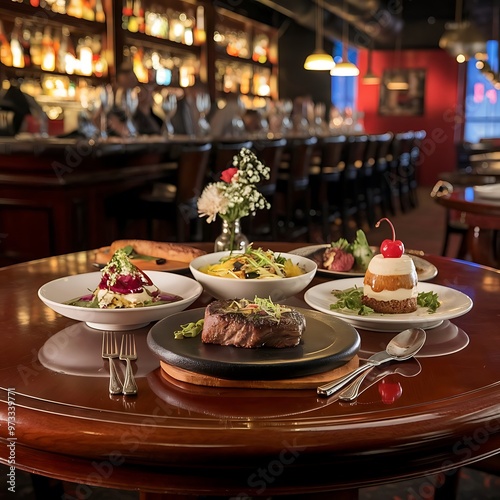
[197,184,229,223]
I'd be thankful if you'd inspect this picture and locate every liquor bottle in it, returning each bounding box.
[127,0,139,33]
[61,27,76,74]
[30,28,43,67]
[66,0,83,19]
[82,0,95,22]
[122,0,133,30]
[77,36,93,76]
[40,26,56,71]
[21,25,31,67]
[193,5,206,45]
[0,21,13,67]
[10,18,25,68]
[134,0,145,33]
[95,0,105,23]
[183,10,194,46]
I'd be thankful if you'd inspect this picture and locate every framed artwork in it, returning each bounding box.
[379,68,426,116]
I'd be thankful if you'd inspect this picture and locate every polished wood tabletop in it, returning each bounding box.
[434,186,500,267]
[1,242,500,498]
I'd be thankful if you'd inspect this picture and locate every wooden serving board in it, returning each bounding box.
[160,356,359,390]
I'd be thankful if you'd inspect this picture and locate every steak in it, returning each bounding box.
[201,299,306,348]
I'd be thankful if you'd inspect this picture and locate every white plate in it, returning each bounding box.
[473,184,500,200]
[38,271,203,331]
[304,278,473,332]
[290,245,438,281]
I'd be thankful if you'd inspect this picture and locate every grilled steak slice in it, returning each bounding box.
[202,299,305,348]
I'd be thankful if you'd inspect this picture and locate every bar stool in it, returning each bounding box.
[408,129,426,207]
[276,136,318,240]
[314,135,346,242]
[370,131,394,219]
[250,137,287,240]
[122,142,213,242]
[210,140,253,181]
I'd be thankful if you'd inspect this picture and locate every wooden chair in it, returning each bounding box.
[389,130,415,213]
[337,134,368,238]
[276,136,318,240]
[135,142,213,242]
[249,137,287,240]
[369,131,394,220]
[210,140,253,181]
[408,129,426,208]
[313,135,346,242]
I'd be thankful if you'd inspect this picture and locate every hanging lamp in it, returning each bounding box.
[304,0,335,71]
[439,0,487,63]
[385,3,408,91]
[330,0,359,76]
[362,46,380,84]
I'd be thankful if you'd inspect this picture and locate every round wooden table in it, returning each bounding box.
[433,186,500,267]
[1,242,500,498]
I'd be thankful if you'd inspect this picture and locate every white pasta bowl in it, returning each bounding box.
[189,251,317,301]
[38,271,203,331]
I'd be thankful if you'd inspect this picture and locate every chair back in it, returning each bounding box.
[253,138,287,193]
[320,135,346,169]
[211,140,253,179]
[176,142,213,205]
[287,136,318,188]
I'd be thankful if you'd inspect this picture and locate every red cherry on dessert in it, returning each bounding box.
[376,218,405,258]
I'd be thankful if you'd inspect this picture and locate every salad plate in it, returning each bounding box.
[290,244,438,281]
[147,307,360,380]
[304,278,473,332]
[38,271,203,331]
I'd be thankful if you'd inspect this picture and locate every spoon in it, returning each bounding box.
[338,357,423,402]
[317,328,426,397]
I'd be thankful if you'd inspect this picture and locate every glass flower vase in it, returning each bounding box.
[214,219,249,252]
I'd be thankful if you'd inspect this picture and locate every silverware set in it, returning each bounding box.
[102,332,138,396]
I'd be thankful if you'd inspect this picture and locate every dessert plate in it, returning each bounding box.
[147,307,361,380]
[290,245,438,281]
[38,271,203,331]
[304,278,473,332]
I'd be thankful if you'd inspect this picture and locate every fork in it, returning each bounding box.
[102,331,123,395]
[120,334,138,395]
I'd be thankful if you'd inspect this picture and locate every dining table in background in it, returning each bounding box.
[433,185,500,268]
[1,242,500,499]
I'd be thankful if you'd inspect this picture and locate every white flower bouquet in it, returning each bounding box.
[197,147,271,224]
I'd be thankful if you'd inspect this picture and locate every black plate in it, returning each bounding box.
[147,307,360,380]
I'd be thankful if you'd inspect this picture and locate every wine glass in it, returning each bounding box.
[97,84,113,139]
[195,92,211,137]
[124,88,139,136]
[160,90,178,138]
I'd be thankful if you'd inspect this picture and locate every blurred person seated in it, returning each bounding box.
[209,93,245,138]
[106,106,131,138]
[170,80,208,136]
[0,85,46,136]
[133,83,163,135]
[242,109,261,133]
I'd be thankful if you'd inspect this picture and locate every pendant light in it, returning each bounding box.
[304,0,335,71]
[362,44,380,85]
[330,0,359,77]
[385,3,408,91]
[439,0,487,63]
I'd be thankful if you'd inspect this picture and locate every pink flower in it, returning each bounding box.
[220,167,238,183]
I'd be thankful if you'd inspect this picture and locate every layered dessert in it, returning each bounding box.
[361,218,418,314]
[362,254,418,313]
[95,248,162,308]
[67,249,182,308]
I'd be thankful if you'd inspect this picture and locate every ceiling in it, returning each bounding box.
[217,0,499,50]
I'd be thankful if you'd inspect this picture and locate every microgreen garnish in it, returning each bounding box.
[174,319,205,339]
[224,297,291,322]
[329,287,441,315]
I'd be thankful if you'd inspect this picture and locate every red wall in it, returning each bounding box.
[357,49,461,186]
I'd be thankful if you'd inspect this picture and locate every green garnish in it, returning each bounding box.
[174,319,204,339]
[330,287,374,316]
[417,291,441,313]
[330,230,374,272]
[223,297,291,322]
[329,287,441,315]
